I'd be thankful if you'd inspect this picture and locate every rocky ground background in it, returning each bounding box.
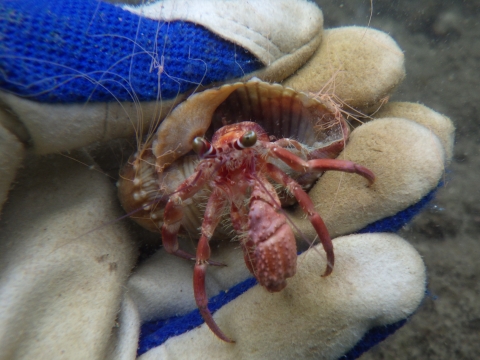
[317,1,480,359]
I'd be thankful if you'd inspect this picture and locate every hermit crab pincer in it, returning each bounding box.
[118,79,375,342]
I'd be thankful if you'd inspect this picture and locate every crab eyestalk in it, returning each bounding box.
[192,137,216,159]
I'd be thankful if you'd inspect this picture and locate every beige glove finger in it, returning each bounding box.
[139,233,426,359]
[0,153,136,359]
[283,26,406,112]
[291,114,451,239]
[374,101,455,162]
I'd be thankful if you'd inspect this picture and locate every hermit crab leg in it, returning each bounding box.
[264,162,335,276]
[193,190,234,343]
[162,164,222,263]
[267,144,375,185]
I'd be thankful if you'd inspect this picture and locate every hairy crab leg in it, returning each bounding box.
[267,144,375,185]
[264,163,334,276]
[274,138,342,160]
[193,190,234,343]
[162,164,226,265]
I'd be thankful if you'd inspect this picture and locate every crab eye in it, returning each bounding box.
[239,130,257,148]
[192,137,216,158]
[192,137,206,155]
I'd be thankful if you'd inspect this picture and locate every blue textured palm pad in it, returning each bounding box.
[0,0,262,103]
[138,188,437,356]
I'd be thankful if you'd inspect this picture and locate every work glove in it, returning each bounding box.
[0,0,454,359]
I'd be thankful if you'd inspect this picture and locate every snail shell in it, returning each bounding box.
[118,78,349,237]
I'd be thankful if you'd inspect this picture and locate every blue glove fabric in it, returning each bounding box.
[137,189,437,357]
[0,0,262,103]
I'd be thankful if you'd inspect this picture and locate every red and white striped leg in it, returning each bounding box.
[193,190,234,343]
[161,166,219,262]
[267,143,375,185]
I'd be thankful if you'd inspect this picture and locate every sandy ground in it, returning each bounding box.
[318,1,480,358]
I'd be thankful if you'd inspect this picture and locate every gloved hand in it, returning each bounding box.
[0,1,454,360]
[0,0,321,207]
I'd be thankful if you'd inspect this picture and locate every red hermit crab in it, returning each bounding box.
[118,79,375,342]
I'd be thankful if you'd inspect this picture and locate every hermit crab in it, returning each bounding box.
[118,79,375,342]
